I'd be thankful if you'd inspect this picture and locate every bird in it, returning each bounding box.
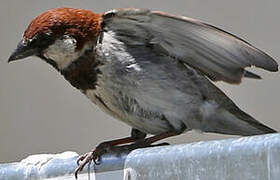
[8,7,278,177]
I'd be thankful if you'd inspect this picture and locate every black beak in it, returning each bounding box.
[8,39,37,63]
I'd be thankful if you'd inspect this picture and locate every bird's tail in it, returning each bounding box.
[200,101,277,136]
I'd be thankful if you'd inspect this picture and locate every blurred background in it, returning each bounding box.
[0,0,279,163]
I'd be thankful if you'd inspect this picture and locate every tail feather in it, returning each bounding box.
[227,106,277,136]
[200,101,277,136]
[233,120,277,136]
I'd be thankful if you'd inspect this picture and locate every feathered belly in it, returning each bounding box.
[85,87,176,134]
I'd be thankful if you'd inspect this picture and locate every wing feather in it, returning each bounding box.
[101,8,278,83]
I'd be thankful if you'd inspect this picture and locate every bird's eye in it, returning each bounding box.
[30,32,55,50]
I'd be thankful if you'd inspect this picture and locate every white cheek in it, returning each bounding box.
[43,36,81,70]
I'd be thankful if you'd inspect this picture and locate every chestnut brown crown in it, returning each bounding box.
[25,8,102,49]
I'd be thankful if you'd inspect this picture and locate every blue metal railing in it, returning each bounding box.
[1,133,280,180]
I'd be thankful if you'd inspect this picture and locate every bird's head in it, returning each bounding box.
[8,8,102,70]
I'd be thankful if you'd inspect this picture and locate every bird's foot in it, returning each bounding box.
[73,141,169,179]
[74,142,111,179]
[74,131,176,179]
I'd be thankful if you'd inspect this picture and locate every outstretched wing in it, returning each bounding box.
[101,8,278,84]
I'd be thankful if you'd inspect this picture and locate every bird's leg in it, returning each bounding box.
[76,129,146,165]
[74,129,146,178]
[130,131,177,148]
[74,130,177,179]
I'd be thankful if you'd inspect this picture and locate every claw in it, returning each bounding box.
[76,154,86,166]
[93,158,100,165]
[74,149,106,179]
[74,165,83,179]
[74,152,94,179]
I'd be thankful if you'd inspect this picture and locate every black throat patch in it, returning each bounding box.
[60,52,102,91]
